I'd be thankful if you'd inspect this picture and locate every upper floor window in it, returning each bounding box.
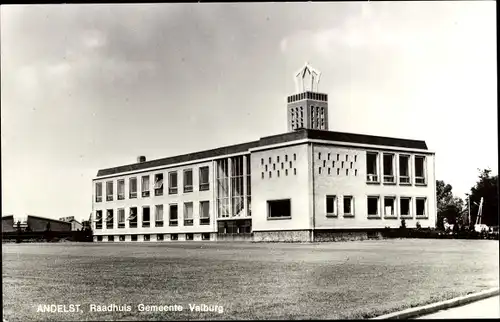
[400,197,411,217]
[117,180,125,200]
[366,152,379,183]
[141,175,150,197]
[399,155,411,184]
[106,181,113,201]
[154,173,164,196]
[184,169,193,193]
[199,167,209,191]
[129,177,137,199]
[184,202,194,226]
[106,209,114,229]
[383,153,395,184]
[326,195,337,217]
[200,201,210,225]
[129,207,138,228]
[155,205,164,227]
[415,156,426,185]
[117,208,125,228]
[168,171,178,194]
[95,182,102,202]
[142,206,150,227]
[169,204,178,226]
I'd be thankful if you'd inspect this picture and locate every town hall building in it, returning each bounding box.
[92,63,436,242]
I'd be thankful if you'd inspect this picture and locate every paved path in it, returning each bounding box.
[415,295,499,319]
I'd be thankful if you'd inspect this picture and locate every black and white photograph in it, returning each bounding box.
[1,1,498,321]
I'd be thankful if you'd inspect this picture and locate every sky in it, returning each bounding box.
[1,2,497,222]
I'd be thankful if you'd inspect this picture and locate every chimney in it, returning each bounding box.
[137,156,146,163]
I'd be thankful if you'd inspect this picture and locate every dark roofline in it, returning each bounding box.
[27,215,72,225]
[96,129,428,178]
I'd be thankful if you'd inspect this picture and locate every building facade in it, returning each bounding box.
[92,64,436,242]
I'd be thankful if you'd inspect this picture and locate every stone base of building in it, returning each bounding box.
[253,230,312,242]
[314,230,383,242]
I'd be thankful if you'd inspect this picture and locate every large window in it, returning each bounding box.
[154,173,163,196]
[199,167,210,191]
[415,156,426,185]
[118,208,125,228]
[399,155,411,184]
[142,206,150,228]
[106,209,114,229]
[366,152,379,183]
[231,156,244,217]
[267,199,291,219]
[95,183,102,202]
[383,154,395,184]
[384,196,396,217]
[400,197,411,217]
[184,169,193,193]
[117,180,125,200]
[216,159,230,218]
[106,181,113,201]
[169,204,178,226]
[141,175,150,197]
[129,207,137,228]
[326,195,337,217]
[200,201,210,225]
[246,156,251,217]
[367,196,380,217]
[343,196,353,217]
[129,177,137,199]
[184,202,193,226]
[416,198,427,217]
[95,210,103,229]
[168,171,178,194]
[155,205,164,227]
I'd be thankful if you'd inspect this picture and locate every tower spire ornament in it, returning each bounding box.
[294,62,321,93]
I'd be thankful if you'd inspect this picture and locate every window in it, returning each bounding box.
[186,233,194,241]
[383,154,395,183]
[119,235,125,241]
[108,235,114,242]
[184,202,193,226]
[106,181,113,201]
[285,155,288,162]
[277,156,280,162]
[416,198,427,217]
[326,196,337,217]
[170,233,178,240]
[319,167,322,174]
[265,165,268,171]
[289,161,292,168]
[294,168,297,175]
[143,234,150,242]
[399,155,411,184]
[202,233,210,241]
[97,235,103,242]
[168,171,178,194]
[267,199,291,219]
[200,201,210,225]
[261,172,264,179]
[384,197,396,217]
[118,208,125,228]
[269,157,271,164]
[261,158,264,165]
[154,173,164,196]
[142,207,150,227]
[131,235,137,241]
[400,197,411,217]
[95,182,102,202]
[318,152,321,159]
[155,205,164,227]
[366,152,379,183]
[106,209,114,229]
[116,180,124,200]
[157,234,164,241]
[141,175,150,197]
[184,169,193,193]
[293,154,296,161]
[345,155,348,162]
[367,196,380,217]
[337,154,339,161]
[328,153,331,160]
[129,207,137,228]
[343,196,353,217]
[199,167,210,191]
[169,204,178,226]
[95,210,103,229]
[129,177,137,199]
[415,156,426,184]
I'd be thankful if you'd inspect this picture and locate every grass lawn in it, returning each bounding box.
[2,239,499,321]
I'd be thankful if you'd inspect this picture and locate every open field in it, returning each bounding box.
[2,239,499,321]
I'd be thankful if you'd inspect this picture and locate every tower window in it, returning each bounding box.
[277,156,280,163]
[294,168,297,175]
[289,161,292,168]
[281,162,284,169]
[346,155,348,162]
[337,168,340,175]
[269,157,272,164]
[261,158,264,165]
[261,172,264,179]
[318,153,321,160]
[328,153,331,160]
[323,160,326,167]
[328,168,331,175]
[277,170,280,177]
[346,169,349,175]
[319,167,322,174]
[269,171,272,178]
[293,154,296,161]
[285,169,288,176]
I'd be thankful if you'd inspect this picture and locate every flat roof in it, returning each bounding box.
[96,129,428,177]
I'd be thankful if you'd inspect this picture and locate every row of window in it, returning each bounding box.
[94,201,211,229]
[261,154,296,165]
[95,167,210,202]
[96,233,211,242]
[261,168,297,179]
[318,153,357,162]
[366,152,427,185]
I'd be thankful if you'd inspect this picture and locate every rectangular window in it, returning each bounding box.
[383,154,395,183]
[326,195,337,217]
[154,173,164,196]
[416,198,427,217]
[142,206,150,228]
[184,169,193,193]
[199,166,210,191]
[117,180,125,200]
[415,156,426,184]
[400,197,411,217]
[168,171,178,194]
[170,233,178,241]
[119,235,125,242]
[141,175,150,197]
[108,235,114,242]
[399,155,411,184]
[343,196,353,217]
[129,207,137,228]
[384,197,396,217]
[131,235,137,241]
[202,233,210,241]
[106,181,113,201]
[200,201,210,225]
[97,235,103,241]
[169,204,178,226]
[95,182,102,202]
[155,205,163,227]
[267,199,291,219]
[129,177,137,199]
[366,152,379,183]
[95,210,103,229]
[143,234,150,242]
[118,208,125,228]
[186,233,194,241]
[106,209,114,229]
[184,202,194,226]
[367,196,380,217]
[157,234,164,241]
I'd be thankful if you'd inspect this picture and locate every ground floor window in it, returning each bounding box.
[367,196,380,217]
[170,234,178,241]
[384,197,396,217]
[400,197,411,217]
[97,235,103,242]
[186,233,194,241]
[267,199,291,219]
[202,233,210,241]
[157,234,164,241]
[217,219,251,234]
[326,195,337,217]
[119,235,125,241]
[143,234,150,241]
[416,197,426,217]
[131,235,138,241]
[343,196,354,216]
